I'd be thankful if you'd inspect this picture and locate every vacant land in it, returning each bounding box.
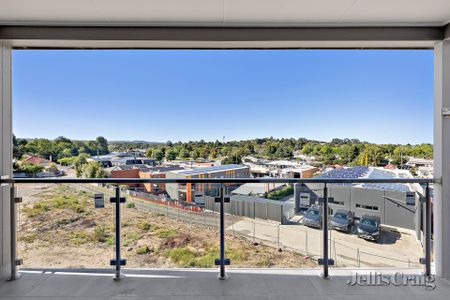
[17,184,316,269]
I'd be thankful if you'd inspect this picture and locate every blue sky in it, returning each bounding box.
[13,50,433,144]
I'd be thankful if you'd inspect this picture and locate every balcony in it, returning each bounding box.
[2,1,450,299]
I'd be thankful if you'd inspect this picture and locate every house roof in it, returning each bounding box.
[22,156,50,165]
[176,164,249,176]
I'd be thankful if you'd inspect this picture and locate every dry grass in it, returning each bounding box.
[18,184,317,269]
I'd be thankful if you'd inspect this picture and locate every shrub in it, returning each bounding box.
[23,202,49,217]
[136,245,152,255]
[137,221,151,231]
[70,230,92,245]
[123,231,141,247]
[58,157,76,166]
[266,185,294,200]
[127,202,135,209]
[17,163,44,174]
[20,233,37,243]
[93,225,109,243]
[165,247,196,267]
[156,228,177,238]
[106,237,115,246]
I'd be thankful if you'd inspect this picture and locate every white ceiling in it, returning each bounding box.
[1,0,450,27]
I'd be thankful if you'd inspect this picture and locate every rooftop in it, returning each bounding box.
[317,166,413,192]
[231,182,286,196]
[175,164,249,176]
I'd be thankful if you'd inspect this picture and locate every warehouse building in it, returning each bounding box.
[294,166,426,238]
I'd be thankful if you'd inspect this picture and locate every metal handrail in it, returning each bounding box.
[0,177,435,184]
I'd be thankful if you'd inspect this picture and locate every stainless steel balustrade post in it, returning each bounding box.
[425,183,432,277]
[9,183,22,280]
[215,185,229,280]
[319,183,333,279]
[110,185,126,280]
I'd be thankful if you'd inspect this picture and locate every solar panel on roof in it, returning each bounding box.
[316,166,410,192]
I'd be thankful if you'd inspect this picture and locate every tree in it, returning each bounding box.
[81,161,106,178]
[336,144,358,164]
[13,134,22,159]
[57,157,77,166]
[320,145,332,155]
[264,142,278,158]
[153,148,165,162]
[191,149,200,160]
[222,149,243,164]
[165,148,177,161]
[301,143,314,155]
[145,148,154,158]
[73,154,89,177]
[179,149,190,159]
[392,145,409,165]
[96,136,109,155]
[274,147,293,159]
[358,145,386,166]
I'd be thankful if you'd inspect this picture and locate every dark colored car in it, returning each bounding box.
[303,206,322,229]
[356,215,382,242]
[331,209,355,233]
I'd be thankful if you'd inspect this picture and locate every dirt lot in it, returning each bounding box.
[17,184,316,269]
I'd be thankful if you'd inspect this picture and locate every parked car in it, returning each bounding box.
[331,209,355,233]
[356,215,382,242]
[303,206,322,229]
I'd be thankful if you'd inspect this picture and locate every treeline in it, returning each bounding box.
[133,137,432,166]
[13,135,110,161]
[14,135,433,168]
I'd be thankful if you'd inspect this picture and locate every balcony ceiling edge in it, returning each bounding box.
[0,25,445,49]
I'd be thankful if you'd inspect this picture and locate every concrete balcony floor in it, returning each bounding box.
[1,268,449,300]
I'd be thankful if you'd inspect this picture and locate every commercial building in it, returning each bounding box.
[244,159,318,178]
[91,152,157,167]
[295,166,425,238]
[166,164,250,203]
[108,165,182,192]
[231,182,286,197]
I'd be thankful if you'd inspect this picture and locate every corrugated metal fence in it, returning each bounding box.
[204,195,294,224]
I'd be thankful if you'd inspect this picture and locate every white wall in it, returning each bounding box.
[434,40,450,278]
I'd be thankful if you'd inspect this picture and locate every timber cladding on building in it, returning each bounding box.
[165,164,250,203]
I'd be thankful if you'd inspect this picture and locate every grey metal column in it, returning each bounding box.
[215,185,230,280]
[110,185,126,280]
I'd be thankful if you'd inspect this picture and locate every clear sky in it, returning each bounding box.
[12,49,433,144]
